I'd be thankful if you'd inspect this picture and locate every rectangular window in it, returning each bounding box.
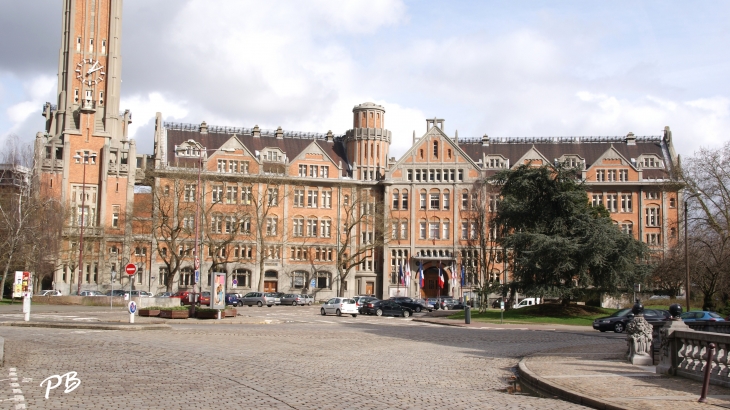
[101,39,106,54]
[645,208,660,227]
[307,190,318,208]
[267,187,278,206]
[443,192,450,210]
[646,191,659,200]
[462,192,468,209]
[241,187,252,204]
[226,186,238,204]
[400,222,407,239]
[419,221,426,239]
[212,186,224,203]
[458,170,464,181]
[299,165,307,177]
[241,161,249,174]
[442,221,450,240]
[321,220,331,238]
[89,38,93,52]
[607,170,617,182]
[306,219,318,237]
[402,192,408,210]
[322,191,332,208]
[112,205,120,228]
[228,160,239,173]
[646,233,661,246]
[76,37,81,52]
[429,169,435,182]
[309,165,318,178]
[461,222,468,239]
[596,170,605,182]
[320,166,329,178]
[420,192,426,210]
[392,193,399,210]
[293,218,303,237]
[407,170,413,181]
[266,217,278,236]
[415,170,421,181]
[620,194,632,212]
[621,223,633,235]
[619,169,628,182]
[591,194,603,208]
[294,189,304,207]
[184,185,196,202]
[606,194,617,212]
[217,160,226,172]
[430,193,440,210]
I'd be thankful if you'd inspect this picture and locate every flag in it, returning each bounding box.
[451,262,456,286]
[398,264,404,286]
[405,262,411,287]
[438,262,444,288]
[461,265,465,286]
[419,261,424,288]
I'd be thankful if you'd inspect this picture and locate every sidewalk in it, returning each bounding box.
[417,315,730,409]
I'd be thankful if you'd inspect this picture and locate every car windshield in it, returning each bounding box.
[244,292,255,297]
[609,309,632,318]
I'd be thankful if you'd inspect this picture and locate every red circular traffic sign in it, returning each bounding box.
[125,263,137,276]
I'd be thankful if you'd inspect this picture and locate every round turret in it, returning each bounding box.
[345,102,391,180]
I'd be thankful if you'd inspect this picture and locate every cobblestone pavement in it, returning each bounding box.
[525,343,730,410]
[0,304,627,409]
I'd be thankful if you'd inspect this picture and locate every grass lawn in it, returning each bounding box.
[447,304,619,326]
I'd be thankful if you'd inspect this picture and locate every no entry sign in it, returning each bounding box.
[125,263,137,276]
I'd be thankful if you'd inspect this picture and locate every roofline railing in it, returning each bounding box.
[458,136,661,144]
[163,122,345,141]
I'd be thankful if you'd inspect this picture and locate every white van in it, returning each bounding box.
[513,298,541,309]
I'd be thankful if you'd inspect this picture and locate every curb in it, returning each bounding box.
[517,357,629,410]
[411,318,465,327]
[0,321,171,331]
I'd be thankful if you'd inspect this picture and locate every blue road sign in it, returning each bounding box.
[310,279,316,288]
[195,270,200,283]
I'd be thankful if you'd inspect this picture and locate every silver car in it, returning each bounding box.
[240,292,274,307]
[280,294,314,306]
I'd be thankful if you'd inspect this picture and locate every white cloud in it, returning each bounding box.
[121,92,190,141]
[1,75,55,139]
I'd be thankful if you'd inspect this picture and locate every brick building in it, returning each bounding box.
[35,0,680,299]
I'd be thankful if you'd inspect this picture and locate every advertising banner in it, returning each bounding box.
[13,271,23,298]
[211,272,226,309]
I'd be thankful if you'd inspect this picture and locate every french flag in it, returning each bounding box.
[405,262,411,287]
[419,261,424,288]
[438,263,445,288]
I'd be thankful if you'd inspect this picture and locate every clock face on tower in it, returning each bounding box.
[75,59,105,87]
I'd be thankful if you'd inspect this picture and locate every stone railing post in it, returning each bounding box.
[656,318,690,375]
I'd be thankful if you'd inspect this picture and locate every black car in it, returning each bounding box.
[361,300,414,318]
[434,297,457,310]
[592,308,670,333]
[389,297,432,313]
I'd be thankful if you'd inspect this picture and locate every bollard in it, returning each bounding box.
[699,343,716,403]
[465,306,471,324]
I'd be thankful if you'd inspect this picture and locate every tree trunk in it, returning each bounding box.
[0,254,13,300]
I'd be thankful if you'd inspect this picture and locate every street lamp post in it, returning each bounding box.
[73,153,96,295]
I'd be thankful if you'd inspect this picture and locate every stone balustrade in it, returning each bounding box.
[686,321,730,334]
[657,323,730,388]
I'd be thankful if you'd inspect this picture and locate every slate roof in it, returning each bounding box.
[164,124,349,176]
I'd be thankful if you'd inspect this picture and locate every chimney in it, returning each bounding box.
[626,131,635,145]
[275,126,283,139]
[252,125,260,138]
[482,134,490,146]
[200,121,208,135]
[454,129,458,143]
[326,130,333,142]
[663,126,672,144]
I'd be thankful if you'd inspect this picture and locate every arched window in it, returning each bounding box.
[392,189,399,210]
[307,216,318,237]
[291,271,307,289]
[621,221,633,235]
[420,189,427,210]
[462,189,469,210]
[429,188,441,210]
[319,217,332,238]
[433,141,438,158]
[232,269,251,288]
[419,218,427,239]
[401,189,409,210]
[443,189,450,210]
[489,270,501,283]
[442,218,450,240]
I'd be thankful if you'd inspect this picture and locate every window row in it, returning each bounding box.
[417,218,451,240]
[290,247,335,262]
[292,217,332,238]
[291,271,330,289]
[216,159,250,174]
[391,189,409,210]
[595,169,629,182]
[297,165,330,178]
[591,193,633,213]
[406,169,464,183]
[293,188,333,208]
[391,220,408,240]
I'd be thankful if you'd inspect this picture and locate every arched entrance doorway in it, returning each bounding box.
[264,270,278,292]
[421,267,450,298]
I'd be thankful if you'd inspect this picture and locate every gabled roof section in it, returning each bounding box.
[290,140,342,168]
[162,122,349,175]
[511,145,553,168]
[387,125,481,175]
[588,144,637,170]
[207,134,258,162]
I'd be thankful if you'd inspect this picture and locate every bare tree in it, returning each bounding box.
[336,187,387,297]
[681,142,730,310]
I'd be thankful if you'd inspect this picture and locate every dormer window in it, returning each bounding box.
[485,155,508,169]
[262,149,284,162]
[559,155,584,170]
[640,156,661,168]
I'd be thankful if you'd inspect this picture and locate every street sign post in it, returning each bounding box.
[500,300,505,324]
[128,301,137,324]
[195,270,200,284]
[125,264,137,275]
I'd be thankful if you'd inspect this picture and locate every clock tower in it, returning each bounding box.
[35,0,137,294]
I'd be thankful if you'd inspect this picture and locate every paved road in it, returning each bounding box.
[0,304,625,409]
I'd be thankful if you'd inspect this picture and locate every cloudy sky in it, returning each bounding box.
[1,0,728,159]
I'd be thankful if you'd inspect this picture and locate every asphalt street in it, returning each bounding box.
[0,304,626,409]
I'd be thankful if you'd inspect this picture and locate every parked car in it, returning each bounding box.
[265,292,282,305]
[225,293,240,306]
[361,300,413,317]
[320,298,358,317]
[492,298,505,309]
[129,290,153,298]
[105,289,129,297]
[240,292,274,307]
[173,291,193,304]
[273,292,285,305]
[414,298,433,309]
[390,297,432,313]
[513,298,541,309]
[155,292,174,298]
[353,296,378,308]
[681,311,725,323]
[281,294,307,306]
[593,308,671,333]
[35,290,61,296]
[199,291,211,305]
[426,298,439,308]
[79,290,104,296]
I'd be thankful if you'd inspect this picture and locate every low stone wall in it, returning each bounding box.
[686,321,730,334]
[32,296,181,308]
[657,322,730,388]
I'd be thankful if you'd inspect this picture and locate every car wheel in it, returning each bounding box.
[336,309,342,316]
[308,302,312,306]
[428,309,433,312]
[320,308,326,316]
[257,301,262,307]
[599,330,606,332]
[403,310,410,318]
[614,322,625,333]
[292,301,297,306]
[376,309,383,316]
[267,305,272,307]
[351,314,357,318]
[415,307,421,313]
[237,301,242,307]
